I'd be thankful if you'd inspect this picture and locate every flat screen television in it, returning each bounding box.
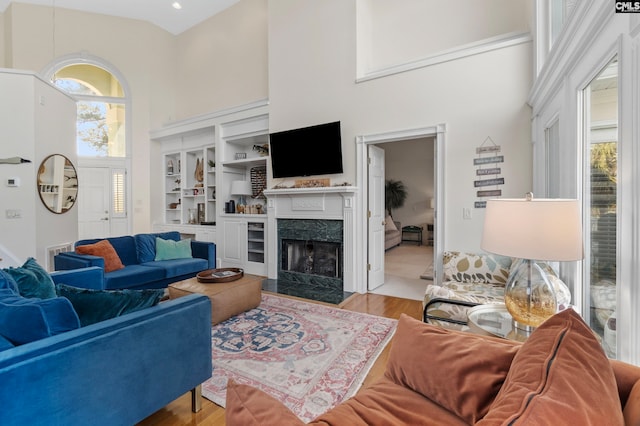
[269,121,343,178]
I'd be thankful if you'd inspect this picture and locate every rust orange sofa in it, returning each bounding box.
[225,309,640,425]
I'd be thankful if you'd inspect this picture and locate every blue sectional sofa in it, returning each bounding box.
[0,266,213,425]
[54,231,216,290]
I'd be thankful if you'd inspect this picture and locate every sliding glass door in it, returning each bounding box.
[582,58,618,358]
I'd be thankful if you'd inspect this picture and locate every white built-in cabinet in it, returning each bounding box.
[218,113,269,275]
[150,101,269,274]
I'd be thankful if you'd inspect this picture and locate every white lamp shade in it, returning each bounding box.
[231,180,252,196]
[481,198,583,261]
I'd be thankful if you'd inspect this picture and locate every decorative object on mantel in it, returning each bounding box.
[0,157,31,164]
[474,136,505,208]
[252,144,269,156]
[271,182,355,190]
[294,178,330,188]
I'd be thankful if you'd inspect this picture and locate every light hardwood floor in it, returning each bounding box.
[371,244,433,301]
[137,293,422,426]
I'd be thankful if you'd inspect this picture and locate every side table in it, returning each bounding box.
[401,225,423,245]
[466,304,530,342]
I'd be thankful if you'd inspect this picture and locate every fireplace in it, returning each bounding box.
[263,186,357,303]
[281,239,342,277]
[276,219,343,294]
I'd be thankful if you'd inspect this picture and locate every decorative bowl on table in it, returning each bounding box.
[196,268,244,283]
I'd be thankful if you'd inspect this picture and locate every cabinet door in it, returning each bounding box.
[222,220,245,264]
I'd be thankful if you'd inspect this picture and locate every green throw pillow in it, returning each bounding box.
[4,257,57,299]
[55,284,165,327]
[154,237,192,261]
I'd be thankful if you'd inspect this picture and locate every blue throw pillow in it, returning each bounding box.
[55,284,165,327]
[135,232,181,263]
[0,289,81,345]
[3,258,57,299]
[154,237,192,261]
[0,270,19,293]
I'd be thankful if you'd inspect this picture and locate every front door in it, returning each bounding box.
[78,167,110,239]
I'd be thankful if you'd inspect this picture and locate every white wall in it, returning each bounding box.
[0,71,77,268]
[174,0,268,121]
[268,0,533,253]
[363,0,531,72]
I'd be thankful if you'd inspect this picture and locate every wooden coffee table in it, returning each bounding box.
[168,273,264,325]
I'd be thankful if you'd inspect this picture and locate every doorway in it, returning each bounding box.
[373,137,435,300]
[357,124,446,298]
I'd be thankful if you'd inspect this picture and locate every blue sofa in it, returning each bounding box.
[54,232,216,290]
[0,267,213,425]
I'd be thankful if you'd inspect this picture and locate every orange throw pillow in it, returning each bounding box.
[478,308,624,425]
[76,240,125,273]
[385,314,520,423]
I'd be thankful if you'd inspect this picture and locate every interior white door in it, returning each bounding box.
[368,145,385,291]
[77,167,110,239]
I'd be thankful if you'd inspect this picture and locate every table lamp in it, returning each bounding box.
[231,180,252,210]
[481,193,583,329]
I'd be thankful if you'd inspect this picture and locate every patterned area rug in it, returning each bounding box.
[202,293,397,422]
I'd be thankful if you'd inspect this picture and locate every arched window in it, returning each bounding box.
[52,63,126,157]
[44,57,131,237]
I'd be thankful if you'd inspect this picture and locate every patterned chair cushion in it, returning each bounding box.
[442,251,512,285]
[424,282,506,323]
[425,252,571,327]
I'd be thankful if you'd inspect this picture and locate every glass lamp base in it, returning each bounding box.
[504,259,557,328]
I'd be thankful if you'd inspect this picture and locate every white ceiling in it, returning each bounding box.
[0,0,241,35]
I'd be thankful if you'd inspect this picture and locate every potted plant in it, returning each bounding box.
[385,179,407,218]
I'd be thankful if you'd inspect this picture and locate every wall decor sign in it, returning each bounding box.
[473,155,504,165]
[474,137,504,208]
[474,177,505,187]
[477,189,502,197]
[476,167,501,176]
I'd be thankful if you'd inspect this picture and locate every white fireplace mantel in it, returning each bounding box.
[265,186,357,292]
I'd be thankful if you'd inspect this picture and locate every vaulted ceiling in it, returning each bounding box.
[0,0,240,35]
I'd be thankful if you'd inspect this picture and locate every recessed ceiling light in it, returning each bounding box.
[172,2,182,10]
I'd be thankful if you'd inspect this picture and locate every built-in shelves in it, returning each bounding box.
[162,132,216,226]
[247,221,265,264]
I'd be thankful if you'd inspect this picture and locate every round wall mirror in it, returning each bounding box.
[37,154,78,214]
